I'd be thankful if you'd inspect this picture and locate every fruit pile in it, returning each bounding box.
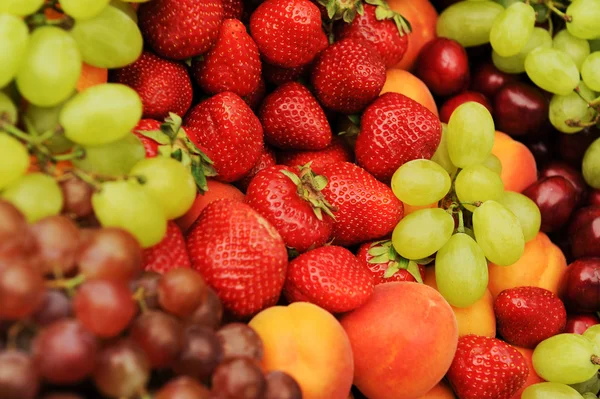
[1,0,600,398]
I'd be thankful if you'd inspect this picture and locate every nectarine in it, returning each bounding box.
[492,131,537,193]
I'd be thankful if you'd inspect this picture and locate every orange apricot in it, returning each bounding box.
[492,131,537,193]
[510,346,545,399]
[381,69,439,116]
[417,380,457,398]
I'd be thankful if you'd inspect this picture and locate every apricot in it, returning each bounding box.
[492,131,537,193]
[76,63,108,92]
[404,202,437,215]
[511,347,544,399]
[340,282,458,399]
[248,302,354,399]
[380,69,439,116]
[417,380,456,398]
[488,232,568,299]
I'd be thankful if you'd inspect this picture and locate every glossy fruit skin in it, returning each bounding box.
[540,161,587,206]
[439,91,493,123]
[277,136,353,170]
[493,82,549,137]
[569,206,600,259]
[416,37,469,97]
[356,240,426,284]
[565,313,600,334]
[589,189,600,206]
[132,119,161,158]
[470,62,517,99]
[523,176,577,233]
[562,258,600,312]
[355,92,442,182]
[558,126,600,167]
[142,221,191,274]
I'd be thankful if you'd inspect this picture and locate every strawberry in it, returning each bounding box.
[112,51,193,120]
[250,0,328,68]
[263,62,311,86]
[245,165,335,253]
[139,0,224,60]
[277,136,353,170]
[355,92,442,182]
[311,38,386,114]
[447,335,529,399]
[223,0,243,19]
[312,0,363,22]
[260,82,332,150]
[142,221,191,274]
[312,162,403,246]
[186,199,288,318]
[494,286,567,349]
[335,2,410,68]
[284,245,374,313]
[184,92,264,183]
[132,119,161,158]
[243,78,267,112]
[191,19,262,97]
[237,145,277,192]
[356,240,425,285]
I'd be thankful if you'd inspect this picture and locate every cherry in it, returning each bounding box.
[523,176,577,233]
[540,161,587,206]
[589,190,600,207]
[569,210,600,259]
[526,138,555,169]
[470,62,517,99]
[415,38,469,97]
[558,126,600,167]
[493,82,548,137]
[562,258,600,312]
[565,313,600,334]
[439,91,492,123]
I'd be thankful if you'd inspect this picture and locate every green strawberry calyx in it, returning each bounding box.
[281,164,337,221]
[367,240,426,283]
[318,0,364,23]
[364,0,412,36]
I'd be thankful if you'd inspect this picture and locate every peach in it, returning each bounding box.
[248,302,354,399]
[404,202,437,215]
[488,232,568,299]
[340,282,458,399]
[417,380,456,398]
[381,69,439,116]
[76,63,108,92]
[492,131,537,193]
[511,347,544,399]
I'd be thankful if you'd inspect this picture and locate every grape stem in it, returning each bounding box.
[544,1,572,21]
[46,274,86,293]
[589,96,600,110]
[132,287,148,313]
[592,355,600,365]
[457,209,465,234]
[565,114,600,128]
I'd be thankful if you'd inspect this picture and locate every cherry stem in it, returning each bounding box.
[544,1,572,21]
[132,287,148,313]
[591,354,600,365]
[46,274,86,293]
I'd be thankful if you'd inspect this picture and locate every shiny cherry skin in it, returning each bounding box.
[415,38,469,97]
[565,313,600,334]
[493,82,548,137]
[589,190,600,207]
[569,206,600,236]
[470,62,517,99]
[526,138,555,169]
[523,176,578,233]
[562,258,600,312]
[558,126,600,167]
[540,161,587,206]
[570,211,600,259]
[439,91,492,123]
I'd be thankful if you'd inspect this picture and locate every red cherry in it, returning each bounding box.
[470,62,517,99]
[439,91,492,123]
[588,189,600,207]
[523,176,578,233]
[558,126,600,167]
[493,82,548,137]
[562,258,600,312]
[565,313,600,334]
[540,161,587,206]
[415,38,469,97]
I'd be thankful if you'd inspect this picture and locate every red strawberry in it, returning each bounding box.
[355,92,442,182]
[186,199,288,318]
[311,38,386,114]
[223,0,243,19]
[245,165,335,253]
[335,2,410,68]
[243,78,267,112]
[284,245,374,313]
[263,62,311,86]
[112,51,193,120]
[494,286,567,349]
[139,0,224,60]
[132,119,161,158]
[260,82,332,150]
[312,162,403,246]
[447,335,529,399]
[142,221,191,274]
[277,136,353,170]
[184,92,264,183]
[237,145,277,192]
[356,240,426,285]
[250,0,327,68]
[191,19,262,97]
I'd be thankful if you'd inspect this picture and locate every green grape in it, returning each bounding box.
[130,157,197,219]
[532,334,600,385]
[581,52,600,92]
[435,233,488,308]
[532,3,549,23]
[455,164,504,211]
[473,200,524,266]
[549,82,597,134]
[0,0,44,16]
[583,138,600,189]
[482,154,502,174]
[0,134,30,190]
[567,0,600,39]
[0,14,29,88]
[500,191,541,242]
[1,173,63,223]
[73,134,146,177]
[492,0,522,8]
[525,48,581,95]
[590,39,600,53]
[437,1,504,47]
[584,323,600,349]
[92,180,167,248]
[60,0,111,20]
[553,30,591,70]
[571,373,600,395]
[70,5,143,68]
[522,382,585,399]
[59,83,142,147]
[110,0,138,22]
[447,102,495,168]
[16,26,81,107]
[391,208,455,260]
[492,27,552,74]
[390,160,451,206]
[23,97,76,154]
[431,123,458,176]
[0,91,17,124]
[490,2,535,57]
[582,393,597,399]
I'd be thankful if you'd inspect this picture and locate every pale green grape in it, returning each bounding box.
[533,334,600,385]
[437,1,504,47]
[482,154,502,174]
[492,27,552,74]
[391,208,455,260]
[435,233,488,308]
[70,5,143,68]
[0,91,17,124]
[0,134,30,190]
[522,383,585,399]
[455,164,504,211]
[110,0,138,22]
[570,373,600,396]
[0,0,44,16]
[492,0,522,7]
[490,2,535,57]
[74,134,146,177]
[583,138,600,189]
[582,393,597,399]
[447,102,495,168]
[60,0,111,20]
[473,200,524,266]
[525,48,581,95]
[0,14,29,88]
[549,82,597,134]
[92,180,167,248]
[590,39,600,53]
[500,191,541,242]
[130,157,197,219]
[584,325,600,349]
[1,173,63,222]
[431,123,458,176]
[567,0,600,39]
[391,160,451,206]
[16,26,81,107]
[553,30,591,70]
[23,97,76,154]
[581,52,600,91]
[60,83,143,147]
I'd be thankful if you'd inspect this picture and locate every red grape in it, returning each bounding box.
[0,263,44,320]
[0,200,32,259]
[264,371,303,399]
[59,177,93,218]
[154,376,211,399]
[32,289,72,326]
[0,350,39,399]
[158,268,208,318]
[187,287,223,330]
[130,271,161,310]
[29,215,80,275]
[216,323,264,361]
[130,310,183,369]
[41,394,84,399]
[211,357,266,399]
[173,326,223,380]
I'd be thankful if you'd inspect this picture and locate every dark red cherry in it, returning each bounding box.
[562,258,600,312]
[439,91,492,123]
[523,176,577,233]
[470,62,517,99]
[558,126,600,167]
[540,161,587,206]
[493,82,548,137]
[415,38,469,97]
[565,313,600,334]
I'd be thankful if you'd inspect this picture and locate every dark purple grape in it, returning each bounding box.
[187,288,223,330]
[264,371,303,399]
[29,215,80,275]
[211,357,266,399]
[154,376,211,399]
[0,350,39,399]
[173,326,223,380]
[130,272,161,310]
[32,290,72,326]
[216,323,263,361]
[130,310,183,369]
[158,268,208,318]
[60,177,93,218]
